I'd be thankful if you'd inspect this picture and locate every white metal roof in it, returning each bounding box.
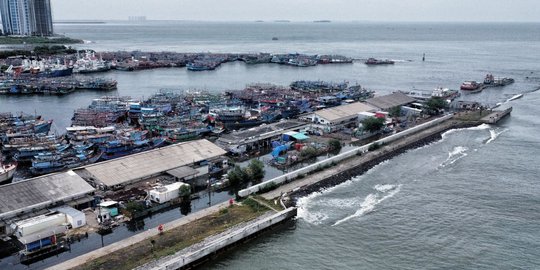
[79,139,226,187]
[52,205,85,218]
[0,171,95,221]
[98,201,118,207]
[315,102,377,124]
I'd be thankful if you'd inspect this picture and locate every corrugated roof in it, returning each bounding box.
[79,139,226,187]
[0,171,95,221]
[166,166,199,179]
[315,102,377,123]
[365,92,416,110]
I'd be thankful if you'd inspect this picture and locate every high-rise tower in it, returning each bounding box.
[0,0,53,36]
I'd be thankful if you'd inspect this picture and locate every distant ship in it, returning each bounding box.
[365,58,395,65]
[483,74,515,87]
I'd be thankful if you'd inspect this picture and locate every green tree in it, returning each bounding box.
[124,201,145,218]
[388,106,402,118]
[361,117,385,133]
[300,146,318,158]
[178,184,191,197]
[328,139,342,152]
[425,97,447,115]
[227,165,250,196]
[247,159,265,182]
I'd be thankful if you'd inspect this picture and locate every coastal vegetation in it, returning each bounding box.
[79,201,270,270]
[361,116,386,133]
[228,159,266,197]
[425,97,447,115]
[0,45,77,59]
[0,36,83,45]
[328,139,342,153]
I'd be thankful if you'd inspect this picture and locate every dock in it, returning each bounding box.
[481,107,512,124]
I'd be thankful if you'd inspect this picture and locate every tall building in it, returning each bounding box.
[0,0,53,36]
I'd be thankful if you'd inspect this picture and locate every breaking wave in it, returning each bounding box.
[485,128,508,144]
[439,146,468,168]
[332,184,401,226]
[441,123,490,139]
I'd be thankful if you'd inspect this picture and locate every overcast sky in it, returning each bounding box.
[51,0,539,22]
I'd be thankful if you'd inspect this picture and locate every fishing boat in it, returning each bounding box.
[13,143,70,162]
[30,149,102,176]
[365,58,395,65]
[0,156,17,184]
[460,81,484,93]
[99,136,166,161]
[186,61,220,71]
[484,74,515,87]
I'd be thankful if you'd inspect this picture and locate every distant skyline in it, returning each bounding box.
[51,0,540,22]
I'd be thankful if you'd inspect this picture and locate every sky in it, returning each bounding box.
[51,0,540,22]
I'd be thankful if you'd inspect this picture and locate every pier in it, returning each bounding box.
[481,107,512,124]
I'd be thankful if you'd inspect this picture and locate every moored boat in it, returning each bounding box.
[365,58,395,65]
[484,74,515,87]
[0,158,17,184]
[460,81,484,93]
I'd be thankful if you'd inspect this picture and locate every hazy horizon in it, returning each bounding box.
[51,0,540,23]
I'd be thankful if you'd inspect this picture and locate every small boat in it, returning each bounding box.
[0,158,17,184]
[272,37,279,40]
[365,58,395,65]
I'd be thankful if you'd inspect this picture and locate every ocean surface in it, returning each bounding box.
[1,21,540,269]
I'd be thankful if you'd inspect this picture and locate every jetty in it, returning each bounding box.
[480,107,512,124]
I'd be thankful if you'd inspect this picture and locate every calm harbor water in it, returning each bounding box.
[1,21,540,269]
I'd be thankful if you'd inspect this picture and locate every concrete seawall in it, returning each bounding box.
[138,207,297,270]
[240,114,455,198]
[258,117,479,202]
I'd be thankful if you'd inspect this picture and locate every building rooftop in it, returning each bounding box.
[0,171,95,222]
[315,102,377,124]
[77,139,226,188]
[216,120,308,145]
[365,92,416,111]
[166,166,199,179]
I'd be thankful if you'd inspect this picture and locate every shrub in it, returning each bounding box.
[328,139,342,152]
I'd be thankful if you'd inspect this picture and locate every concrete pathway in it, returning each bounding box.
[48,200,231,270]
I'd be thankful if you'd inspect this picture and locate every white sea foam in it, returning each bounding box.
[296,206,329,225]
[441,123,491,141]
[374,184,397,193]
[439,146,468,168]
[332,184,401,226]
[485,128,508,144]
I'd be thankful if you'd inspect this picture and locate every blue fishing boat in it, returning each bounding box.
[99,137,166,161]
[30,149,103,176]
